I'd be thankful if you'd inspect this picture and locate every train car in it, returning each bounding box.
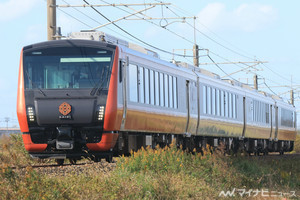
[17,31,296,164]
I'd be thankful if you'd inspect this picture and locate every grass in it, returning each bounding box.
[0,133,299,199]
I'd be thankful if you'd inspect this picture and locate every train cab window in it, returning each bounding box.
[173,77,178,109]
[128,64,138,102]
[138,67,145,103]
[145,68,150,104]
[216,89,220,116]
[23,47,114,90]
[203,86,207,114]
[159,73,164,106]
[155,71,160,106]
[150,70,155,105]
[169,75,174,108]
[164,74,169,107]
[212,88,216,115]
[207,87,211,115]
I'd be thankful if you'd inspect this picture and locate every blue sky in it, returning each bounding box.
[0,0,300,127]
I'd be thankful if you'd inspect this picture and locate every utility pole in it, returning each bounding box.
[253,75,258,90]
[290,90,294,106]
[4,117,9,132]
[193,44,199,67]
[47,0,56,41]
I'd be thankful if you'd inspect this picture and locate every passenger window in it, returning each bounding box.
[207,87,211,115]
[128,64,138,102]
[159,73,164,106]
[173,77,178,108]
[139,67,144,103]
[145,68,149,104]
[229,93,232,118]
[225,92,228,117]
[212,88,216,115]
[221,90,225,117]
[150,70,155,105]
[164,74,169,107]
[155,71,159,106]
[169,76,173,108]
[216,89,220,116]
[233,94,236,119]
[203,86,207,114]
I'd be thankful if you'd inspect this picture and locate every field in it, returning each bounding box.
[0,133,299,199]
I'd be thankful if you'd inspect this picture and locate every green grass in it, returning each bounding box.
[0,134,299,199]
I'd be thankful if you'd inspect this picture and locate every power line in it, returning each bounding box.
[82,0,197,58]
[167,2,258,61]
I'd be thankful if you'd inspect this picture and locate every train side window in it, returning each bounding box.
[169,75,173,108]
[138,67,145,103]
[221,90,225,117]
[203,86,207,114]
[229,93,232,118]
[145,68,150,104]
[224,92,228,117]
[265,103,269,123]
[207,86,211,115]
[155,71,159,106]
[128,64,138,102]
[159,73,164,107]
[164,74,169,107]
[233,94,236,119]
[150,70,155,105]
[212,88,216,115]
[216,89,220,116]
[173,77,178,109]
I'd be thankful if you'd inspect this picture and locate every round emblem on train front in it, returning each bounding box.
[59,102,71,116]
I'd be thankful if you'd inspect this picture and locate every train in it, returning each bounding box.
[17,31,297,164]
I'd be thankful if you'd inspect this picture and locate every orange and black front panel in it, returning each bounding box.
[19,39,117,153]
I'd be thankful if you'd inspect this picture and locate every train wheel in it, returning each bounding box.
[105,155,113,163]
[69,159,77,165]
[56,159,64,166]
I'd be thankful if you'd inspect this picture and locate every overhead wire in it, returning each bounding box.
[83,0,197,58]
[61,0,148,46]
[58,1,295,102]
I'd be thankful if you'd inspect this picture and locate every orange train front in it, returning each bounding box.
[17,32,296,164]
[17,39,121,163]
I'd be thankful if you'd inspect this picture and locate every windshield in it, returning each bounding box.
[23,46,114,90]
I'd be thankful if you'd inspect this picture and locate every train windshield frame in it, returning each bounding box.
[23,46,115,90]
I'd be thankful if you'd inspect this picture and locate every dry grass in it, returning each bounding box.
[0,134,299,199]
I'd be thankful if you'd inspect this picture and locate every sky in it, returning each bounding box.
[0,0,300,128]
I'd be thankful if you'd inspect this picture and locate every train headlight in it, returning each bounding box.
[27,106,35,122]
[96,106,105,121]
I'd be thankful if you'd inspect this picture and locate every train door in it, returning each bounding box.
[242,96,246,138]
[185,80,190,134]
[274,105,279,140]
[120,57,128,130]
[269,104,276,140]
[196,77,200,135]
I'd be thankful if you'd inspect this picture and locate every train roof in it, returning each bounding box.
[45,31,293,107]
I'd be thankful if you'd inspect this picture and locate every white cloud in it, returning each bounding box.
[197,3,277,32]
[0,0,39,22]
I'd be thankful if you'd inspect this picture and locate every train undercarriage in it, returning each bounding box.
[28,131,294,165]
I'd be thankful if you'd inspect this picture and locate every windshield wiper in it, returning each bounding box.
[90,66,110,96]
[25,70,46,97]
